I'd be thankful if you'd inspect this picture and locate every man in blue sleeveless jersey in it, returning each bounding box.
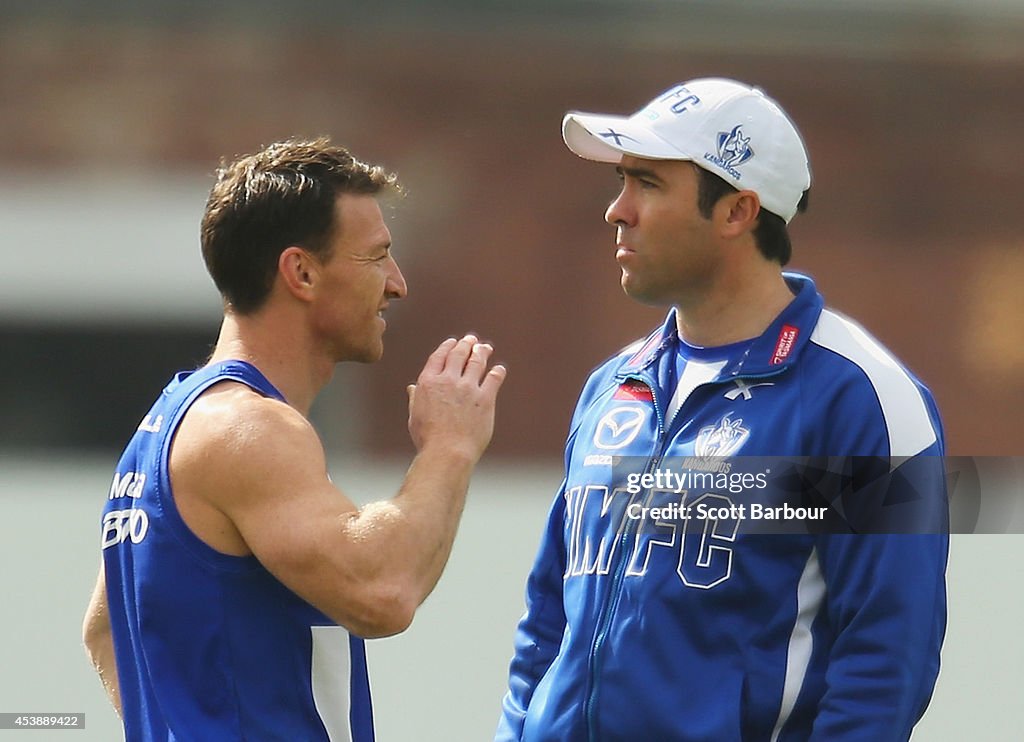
[83,138,506,741]
[496,79,947,741]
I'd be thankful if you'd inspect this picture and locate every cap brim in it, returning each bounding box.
[562,112,689,163]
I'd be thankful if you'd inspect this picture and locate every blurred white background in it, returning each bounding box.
[2,458,1023,740]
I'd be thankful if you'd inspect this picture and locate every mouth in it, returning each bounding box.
[615,245,636,263]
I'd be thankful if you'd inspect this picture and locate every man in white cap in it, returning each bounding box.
[496,79,947,741]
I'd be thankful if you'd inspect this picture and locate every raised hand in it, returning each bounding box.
[407,334,507,461]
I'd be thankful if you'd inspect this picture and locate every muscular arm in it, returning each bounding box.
[82,564,122,718]
[173,335,506,638]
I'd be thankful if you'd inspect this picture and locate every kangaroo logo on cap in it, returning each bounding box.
[716,125,754,168]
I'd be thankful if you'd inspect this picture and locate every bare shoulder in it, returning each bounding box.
[171,380,330,521]
[181,381,319,452]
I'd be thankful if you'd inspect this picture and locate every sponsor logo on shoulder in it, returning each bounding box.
[104,471,151,549]
[613,380,654,402]
[770,324,800,365]
[138,414,163,433]
[623,333,664,370]
[109,471,146,500]
[101,508,150,549]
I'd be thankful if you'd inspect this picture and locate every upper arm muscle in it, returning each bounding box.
[170,385,379,627]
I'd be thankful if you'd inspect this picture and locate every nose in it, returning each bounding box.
[605,187,633,229]
[386,256,408,300]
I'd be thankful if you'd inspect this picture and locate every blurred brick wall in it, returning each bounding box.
[3,23,1021,456]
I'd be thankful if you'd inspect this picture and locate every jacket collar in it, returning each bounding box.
[616,272,824,380]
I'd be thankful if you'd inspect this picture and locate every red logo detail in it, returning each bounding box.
[625,334,662,368]
[614,380,654,402]
[770,325,799,365]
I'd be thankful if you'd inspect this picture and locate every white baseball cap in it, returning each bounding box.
[562,78,811,223]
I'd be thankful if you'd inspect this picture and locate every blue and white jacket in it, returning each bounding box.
[497,273,947,742]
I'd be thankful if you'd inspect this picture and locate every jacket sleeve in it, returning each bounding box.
[495,359,618,741]
[809,380,948,741]
[494,487,569,742]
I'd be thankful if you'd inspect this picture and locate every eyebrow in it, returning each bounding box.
[369,242,392,258]
[616,165,665,184]
[350,238,392,261]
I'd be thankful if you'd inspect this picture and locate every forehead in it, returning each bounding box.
[332,193,390,248]
[618,154,698,181]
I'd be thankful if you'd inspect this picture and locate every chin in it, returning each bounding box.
[621,278,671,308]
[621,275,651,302]
[363,341,386,364]
[352,349,384,364]
[335,340,384,365]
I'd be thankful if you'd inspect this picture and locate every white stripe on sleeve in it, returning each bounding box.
[770,548,826,742]
[810,310,937,456]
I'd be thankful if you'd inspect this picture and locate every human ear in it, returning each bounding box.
[278,246,318,301]
[717,191,761,239]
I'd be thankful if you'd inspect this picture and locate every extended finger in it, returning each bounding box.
[480,363,508,398]
[442,334,478,375]
[463,343,494,383]
[422,337,458,376]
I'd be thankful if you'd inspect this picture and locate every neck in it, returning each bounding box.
[207,310,333,417]
[674,264,794,347]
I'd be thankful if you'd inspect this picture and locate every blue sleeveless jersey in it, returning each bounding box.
[100,360,375,742]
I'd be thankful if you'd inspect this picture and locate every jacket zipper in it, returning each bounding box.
[582,366,789,739]
[584,373,665,742]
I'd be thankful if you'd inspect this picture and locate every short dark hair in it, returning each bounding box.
[693,165,808,266]
[200,137,400,314]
